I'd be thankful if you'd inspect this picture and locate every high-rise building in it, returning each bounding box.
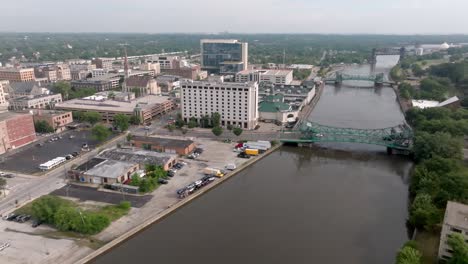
[200,39,248,74]
[236,69,293,85]
[180,80,258,130]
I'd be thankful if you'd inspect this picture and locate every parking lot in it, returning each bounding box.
[0,130,117,174]
[51,185,152,208]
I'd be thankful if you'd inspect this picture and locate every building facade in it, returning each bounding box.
[147,56,181,70]
[55,95,174,124]
[9,93,62,110]
[236,69,293,85]
[0,68,35,82]
[180,80,259,129]
[131,136,195,155]
[123,76,160,97]
[0,112,36,154]
[92,58,114,70]
[200,39,248,74]
[438,201,468,261]
[33,110,73,133]
[71,74,120,91]
[0,80,9,111]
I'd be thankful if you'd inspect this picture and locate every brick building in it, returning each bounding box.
[0,67,35,82]
[131,136,195,155]
[123,76,160,97]
[33,110,73,132]
[9,93,63,110]
[0,112,36,154]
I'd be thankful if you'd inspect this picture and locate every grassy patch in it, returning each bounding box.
[414,230,440,264]
[15,195,131,235]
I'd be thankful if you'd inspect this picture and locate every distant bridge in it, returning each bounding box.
[324,72,386,86]
[280,121,413,153]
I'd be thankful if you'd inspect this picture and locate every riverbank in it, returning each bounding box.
[76,140,282,264]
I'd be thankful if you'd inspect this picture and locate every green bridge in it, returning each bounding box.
[281,122,413,153]
[325,72,385,85]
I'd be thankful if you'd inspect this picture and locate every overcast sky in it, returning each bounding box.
[1,0,467,34]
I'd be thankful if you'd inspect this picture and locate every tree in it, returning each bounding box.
[211,112,221,127]
[409,193,440,230]
[232,127,243,136]
[412,64,424,77]
[129,115,141,125]
[82,111,101,126]
[227,124,233,131]
[188,117,198,129]
[413,132,463,162]
[390,66,406,83]
[34,120,55,133]
[126,133,132,142]
[91,124,111,142]
[212,126,223,137]
[51,81,71,100]
[72,111,84,122]
[447,233,468,264]
[113,114,130,132]
[175,113,185,128]
[396,244,422,264]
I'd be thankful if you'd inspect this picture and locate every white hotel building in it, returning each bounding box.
[180,80,259,130]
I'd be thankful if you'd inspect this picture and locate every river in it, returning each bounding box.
[93,55,412,264]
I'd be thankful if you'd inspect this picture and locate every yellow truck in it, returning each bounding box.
[244,148,259,156]
[203,167,224,178]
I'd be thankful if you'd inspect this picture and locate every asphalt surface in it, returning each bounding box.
[0,130,117,174]
[51,185,152,208]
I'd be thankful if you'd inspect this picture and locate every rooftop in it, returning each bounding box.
[99,148,176,166]
[201,39,242,44]
[55,95,171,113]
[0,111,28,121]
[8,81,41,94]
[238,69,293,76]
[259,101,291,113]
[181,80,257,89]
[132,136,194,149]
[444,201,468,230]
[74,157,107,172]
[85,159,136,179]
[10,93,61,102]
[72,74,120,83]
[0,67,34,72]
[126,76,154,87]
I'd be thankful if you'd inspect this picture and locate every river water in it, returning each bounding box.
[93,56,412,264]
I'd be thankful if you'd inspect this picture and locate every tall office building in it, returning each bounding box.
[200,39,248,74]
[180,80,258,130]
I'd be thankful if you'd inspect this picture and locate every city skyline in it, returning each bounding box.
[1,0,468,34]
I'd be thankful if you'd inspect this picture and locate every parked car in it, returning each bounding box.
[194,180,203,188]
[167,171,175,177]
[32,219,42,228]
[3,174,14,178]
[158,178,168,184]
[4,213,16,221]
[72,151,80,157]
[237,153,251,159]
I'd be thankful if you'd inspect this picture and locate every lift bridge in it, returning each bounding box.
[325,72,385,85]
[280,122,413,154]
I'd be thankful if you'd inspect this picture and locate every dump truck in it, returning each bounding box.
[203,167,224,177]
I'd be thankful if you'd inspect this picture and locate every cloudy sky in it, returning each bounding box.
[1,0,467,34]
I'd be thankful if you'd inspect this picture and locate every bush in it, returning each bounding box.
[212,126,223,137]
[232,127,243,136]
[29,195,129,235]
[34,120,54,133]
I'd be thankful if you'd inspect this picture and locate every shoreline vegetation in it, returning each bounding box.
[393,48,468,264]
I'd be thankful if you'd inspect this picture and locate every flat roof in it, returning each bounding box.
[412,99,440,109]
[75,157,107,172]
[238,69,293,76]
[0,67,34,72]
[0,111,25,121]
[132,136,194,149]
[55,95,171,113]
[444,201,468,230]
[85,159,136,179]
[201,39,242,44]
[181,80,257,89]
[99,148,176,166]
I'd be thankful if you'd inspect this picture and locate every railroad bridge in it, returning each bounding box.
[280,122,413,154]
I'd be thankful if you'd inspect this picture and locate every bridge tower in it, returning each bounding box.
[335,72,343,85]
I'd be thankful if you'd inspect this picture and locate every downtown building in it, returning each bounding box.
[180,80,258,130]
[200,39,248,74]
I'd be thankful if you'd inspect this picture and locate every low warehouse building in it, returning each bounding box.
[99,148,177,171]
[68,157,139,185]
[131,136,195,155]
